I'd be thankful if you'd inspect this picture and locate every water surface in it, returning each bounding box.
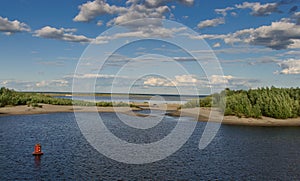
[0,112,299,180]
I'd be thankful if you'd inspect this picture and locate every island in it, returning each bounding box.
[0,87,299,126]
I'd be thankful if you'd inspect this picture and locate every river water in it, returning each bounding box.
[0,112,300,180]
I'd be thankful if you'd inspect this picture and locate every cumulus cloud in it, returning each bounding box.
[197,17,225,29]
[72,0,197,42]
[143,74,201,87]
[277,59,300,74]
[106,5,170,26]
[197,20,300,50]
[215,1,299,18]
[74,0,193,26]
[73,0,127,22]
[225,21,300,50]
[0,16,30,35]
[235,2,281,16]
[34,26,91,43]
[73,0,190,23]
[143,77,176,87]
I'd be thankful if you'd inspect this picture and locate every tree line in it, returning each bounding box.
[0,87,137,108]
[182,87,300,119]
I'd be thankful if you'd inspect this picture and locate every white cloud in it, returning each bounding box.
[34,26,91,43]
[210,75,233,85]
[36,80,69,88]
[72,0,196,43]
[92,26,187,44]
[143,77,176,87]
[215,7,234,16]
[231,12,238,17]
[175,75,197,83]
[189,34,227,40]
[277,59,300,74]
[70,73,128,79]
[197,20,300,50]
[197,17,225,29]
[73,0,185,23]
[96,20,103,26]
[73,0,127,22]
[235,2,281,16]
[214,1,297,18]
[213,42,221,48]
[0,79,70,91]
[279,50,300,56]
[210,75,260,89]
[143,74,202,87]
[0,16,30,35]
[74,0,193,28]
[106,4,170,27]
[226,21,300,50]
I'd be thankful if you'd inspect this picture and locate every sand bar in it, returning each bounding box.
[0,104,141,116]
[1,104,299,126]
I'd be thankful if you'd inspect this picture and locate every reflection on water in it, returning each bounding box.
[34,156,41,168]
[0,112,300,180]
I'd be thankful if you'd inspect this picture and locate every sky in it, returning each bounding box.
[0,0,299,94]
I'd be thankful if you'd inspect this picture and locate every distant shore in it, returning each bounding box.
[0,104,299,126]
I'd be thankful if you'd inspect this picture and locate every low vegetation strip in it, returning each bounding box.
[0,87,137,108]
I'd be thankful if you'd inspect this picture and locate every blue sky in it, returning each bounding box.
[0,0,299,94]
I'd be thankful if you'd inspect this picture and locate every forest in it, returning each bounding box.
[0,87,136,108]
[183,87,300,119]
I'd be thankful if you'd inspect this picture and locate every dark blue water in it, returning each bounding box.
[1,113,300,180]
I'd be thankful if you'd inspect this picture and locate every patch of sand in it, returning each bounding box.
[168,107,300,126]
[0,104,140,116]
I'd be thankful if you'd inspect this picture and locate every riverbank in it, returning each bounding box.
[169,107,300,126]
[1,104,299,126]
[0,103,179,117]
[0,104,142,116]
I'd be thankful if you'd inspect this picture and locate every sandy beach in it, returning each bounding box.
[170,107,300,126]
[0,104,141,116]
[1,104,299,126]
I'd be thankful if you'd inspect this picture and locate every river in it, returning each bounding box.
[0,112,300,180]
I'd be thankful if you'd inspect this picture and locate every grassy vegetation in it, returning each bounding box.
[182,87,300,119]
[0,87,138,108]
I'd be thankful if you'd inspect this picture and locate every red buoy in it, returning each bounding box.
[32,143,43,156]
